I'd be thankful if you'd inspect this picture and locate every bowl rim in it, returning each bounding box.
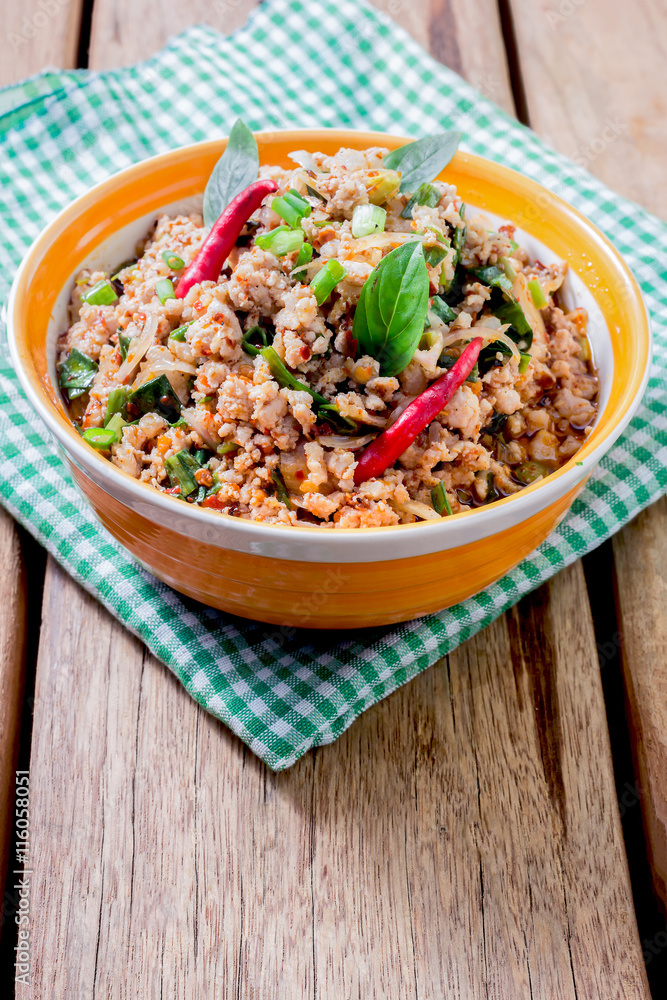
[7,128,652,546]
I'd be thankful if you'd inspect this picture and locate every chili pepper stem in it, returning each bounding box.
[353,337,483,485]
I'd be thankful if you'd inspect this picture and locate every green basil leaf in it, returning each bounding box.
[126,374,181,423]
[203,118,259,229]
[493,299,533,346]
[383,132,461,194]
[58,348,98,400]
[353,241,430,377]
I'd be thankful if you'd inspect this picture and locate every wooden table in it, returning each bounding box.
[2,2,666,995]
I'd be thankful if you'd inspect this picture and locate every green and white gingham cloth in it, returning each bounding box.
[1,0,666,770]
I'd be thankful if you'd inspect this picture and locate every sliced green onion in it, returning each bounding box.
[82,426,117,450]
[242,325,270,356]
[401,182,441,220]
[351,204,386,238]
[161,250,185,270]
[105,412,127,443]
[295,242,314,267]
[431,482,453,516]
[499,256,516,282]
[272,189,311,229]
[155,278,175,304]
[118,333,131,360]
[165,450,201,497]
[169,321,192,342]
[271,469,293,509]
[193,448,208,465]
[318,404,358,434]
[83,279,118,307]
[509,238,519,253]
[518,352,531,374]
[104,386,128,426]
[255,226,304,256]
[291,241,314,280]
[312,219,331,228]
[310,259,347,305]
[217,441,240,455]
[528,278,548,309]
[260,347,328,406]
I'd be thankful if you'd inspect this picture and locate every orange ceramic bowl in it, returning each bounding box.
[8,130,651,629]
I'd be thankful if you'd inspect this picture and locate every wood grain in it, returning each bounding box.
[0,0,84,88]
[0,512,28,898]
[509,0,667,909]
[20,1,651,995]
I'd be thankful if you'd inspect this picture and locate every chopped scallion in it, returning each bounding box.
[272,189,311,229]
[217,441,240,455]
[58,348,98,401]
[528,278,548,309]
[105,412,127,442]
[104,386,128,426]
[161,250,185,270]
[351,204,387,238]
[169,321,192,342]
[155,278,176,303]
[83,279,118,307]
[271,469,293,509]
[255,226,304,256]
[310,259,347,305]
[242,325,270,356]
[431,482,453,516]
[82,426,117,450]
[518,352,531,374]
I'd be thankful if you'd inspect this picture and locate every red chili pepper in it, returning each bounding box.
[353,337,483,485]
[175,178,279,299]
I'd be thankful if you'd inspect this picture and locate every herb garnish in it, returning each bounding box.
[58,348,98,400]
[353,241,429,377]
[384,132,461,193]
[203,119,259,229]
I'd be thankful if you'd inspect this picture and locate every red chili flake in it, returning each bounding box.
[345,329,358,357]
[164,486,181,495]
[295,470,305,480]
[159,395,172,406]
[300,345,311,361]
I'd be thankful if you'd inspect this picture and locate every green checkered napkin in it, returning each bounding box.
[1,0,666,770]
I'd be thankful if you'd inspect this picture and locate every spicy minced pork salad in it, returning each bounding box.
[58,124,598,529]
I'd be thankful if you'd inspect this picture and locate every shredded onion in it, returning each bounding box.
[280,446,309,491]
[116,312,158,383]
[181,407,219,449]
[350,232,422,255]
[439,324,521,362]
[390,500,439,521]
[317,433,376,450]
[288,150,319,173]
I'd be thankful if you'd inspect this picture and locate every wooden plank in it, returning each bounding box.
[25,0,649,995]
[0,512,28,896]
[0,0,85,88]
[509,0,667,909]
[0,0,83,949]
